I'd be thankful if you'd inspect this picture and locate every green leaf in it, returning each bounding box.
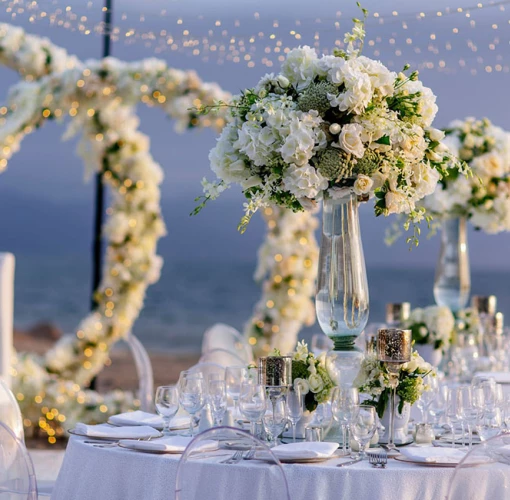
[375,135,391,145]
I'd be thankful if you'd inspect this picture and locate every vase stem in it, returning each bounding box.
[388,386,397,450]
[433,216,470,312]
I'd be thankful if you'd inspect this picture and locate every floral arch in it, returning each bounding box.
[0,23,319,439]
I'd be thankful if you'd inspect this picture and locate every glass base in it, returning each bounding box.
[326,348,363,387]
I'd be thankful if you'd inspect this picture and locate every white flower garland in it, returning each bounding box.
[0,23,230,439]
[244,206,319,357]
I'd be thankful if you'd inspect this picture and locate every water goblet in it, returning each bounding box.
[331,387,358,455]
[286,386,303,442]
[430,384,448,431]
[263,397,288,447]
[208,379,227,426]
[446,387,462,447]
[476,407,502,441]
[179,373,205,436]
[155,385,179,435]
[417,375,438,424]
[457,385,481,449]
[225,366,248,417]
[350,405,377,460]
[239,383,266,436]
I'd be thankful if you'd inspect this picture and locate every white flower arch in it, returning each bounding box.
[0,23,319,438]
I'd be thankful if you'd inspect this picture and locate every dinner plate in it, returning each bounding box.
[106,419,189,432]
[277,456,335,464]
[394,454,489,468]
[69,428,163,441]
[117,442,183,454]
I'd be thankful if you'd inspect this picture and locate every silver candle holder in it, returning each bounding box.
[471,295,497,316]
[376,328,412,450]
[385,303,411,327]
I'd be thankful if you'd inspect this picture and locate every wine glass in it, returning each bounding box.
[225,366,247,417]
[239,383,266,436]
[476,407,502,441]
[208,379,227,426]
[155,385,180,435]
[417,375,438,424]
[446,387,461,447]
[179,372,205,436]
[286,387,303,442]
[263,397,288,447]
[350,405,377,460]
[457,385,481,449]
[331,387,358,455]
[430,384,448,431]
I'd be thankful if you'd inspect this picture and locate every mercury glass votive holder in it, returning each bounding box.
[471,296,497,316]
[258,356,292,388]
[376,329,412,364]
[385,303,411,327]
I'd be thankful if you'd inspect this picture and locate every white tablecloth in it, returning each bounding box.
[51,436,510,500]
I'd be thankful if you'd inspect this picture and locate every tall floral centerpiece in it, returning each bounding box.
[423,117,510,312]
[403,306,455,366]
[197,7,458,385]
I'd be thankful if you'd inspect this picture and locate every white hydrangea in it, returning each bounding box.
[283,163,328,200]
[281,46,319,90]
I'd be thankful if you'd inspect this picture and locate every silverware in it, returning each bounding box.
[84,440,117,444]
[368,452,388,468]
[243,449,256,461]
[220,450,244,464]
[336,458,362,467]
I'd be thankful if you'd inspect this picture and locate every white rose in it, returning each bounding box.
[294,378,310,395]
[338,123,365,158]
[463,134,476,148]
[353,174,373,195]
[308,373,324,393]
[472,152,505,179]
[385,191,408,214]
[412,162,440,198]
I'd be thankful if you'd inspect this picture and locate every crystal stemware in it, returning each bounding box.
[476,407,502,441]
[457,385,480,449]
[263,397,287,447]
[446,387,462,447]
[208,379,227,426]
[225,366,248,417]
[350,405,376,460]
[179,372,205,436]
[286,387,303,443]
[417,375,438,424]
[239,383,266,436]
[331,387,358,456]
[155,385,180,435]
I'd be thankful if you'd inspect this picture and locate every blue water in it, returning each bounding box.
[12,254,510,352]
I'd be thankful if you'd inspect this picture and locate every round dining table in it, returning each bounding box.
[50,435,510,500]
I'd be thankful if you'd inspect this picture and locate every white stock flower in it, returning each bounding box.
[338,123,365,158]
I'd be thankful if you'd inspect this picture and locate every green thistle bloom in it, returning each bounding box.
[354,149,382,176]
[297,81,337,115]
[314,147,353,181]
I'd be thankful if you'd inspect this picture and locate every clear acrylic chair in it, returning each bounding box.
[446,434,510,500]
[202,324,254,364]
[188,362,225,382]
[0,377,24,442]
[0,421,38,499]
[175,427,290,500]
[199,348,247,368]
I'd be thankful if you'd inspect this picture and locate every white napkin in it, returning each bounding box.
[271,442,339,460]
[109,411,164,428]
[74,423,161,439]
[118,436,218,453]
[399,446,466,464]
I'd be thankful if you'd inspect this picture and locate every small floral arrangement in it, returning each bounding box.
[291,341,335,412]
[353,350,434,417]
[455,307,482,336]
[423,117,510,234]
[196,6,462,245]
[404,305,455,350]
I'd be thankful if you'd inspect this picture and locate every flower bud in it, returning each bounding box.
[277,75,290,88]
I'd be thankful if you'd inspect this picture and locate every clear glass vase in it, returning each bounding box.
[433,216,470,313]
[316,191,369,387]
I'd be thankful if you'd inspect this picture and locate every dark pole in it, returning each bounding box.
[91,0,113,310]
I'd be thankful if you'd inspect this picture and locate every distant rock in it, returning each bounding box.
[26,322,63,341]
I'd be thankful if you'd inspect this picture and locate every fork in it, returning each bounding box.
[368,452,388,468]
[220,450,244,464]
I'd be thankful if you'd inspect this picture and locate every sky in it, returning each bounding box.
[0,0,510,270]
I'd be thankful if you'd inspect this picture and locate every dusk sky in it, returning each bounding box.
[0,0,509,270]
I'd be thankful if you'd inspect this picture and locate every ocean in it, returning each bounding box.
[12,254,510,353]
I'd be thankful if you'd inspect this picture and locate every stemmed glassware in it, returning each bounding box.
[430,384,448,431]
[286,387,303,443]
[239,383,266,436]
[446,387,462,447]
[179,372,205,436]
[155,385,180,435]
[208,379,227,426]
[225,366,247,417]
[457,385,481,448]
[476,407,502,441]
[350,405,377,459]
[263,398,287,447]
[331,387,358,455]
[417,375,438,423]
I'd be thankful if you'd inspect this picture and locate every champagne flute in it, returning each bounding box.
[179,373,205,436]
[239,383,266,436]
[208,379,227,426]
[225,366,247,418]
[350,405,377,460]
[155,385,180,435]
[286,386,303,442]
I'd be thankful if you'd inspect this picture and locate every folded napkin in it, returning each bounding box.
[271,442,339,460]
[118,436,218,453]
[399,446,466,464]
[74,423,161,439]
[109,411,164,428]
